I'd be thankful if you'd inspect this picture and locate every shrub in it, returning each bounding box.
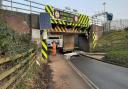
[104,51,128,67]
[0,21,36,56]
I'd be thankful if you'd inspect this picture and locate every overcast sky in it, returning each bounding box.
[3,0,128,20]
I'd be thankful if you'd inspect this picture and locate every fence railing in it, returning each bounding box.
[110,19,128,30]
[1,0,45,14]
[0,49,36,89]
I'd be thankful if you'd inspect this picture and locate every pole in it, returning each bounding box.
[29,1,32,39]
[103,2,106,32]
[40,30,48,63]
[11,0,12,11]
[0,0,2,9]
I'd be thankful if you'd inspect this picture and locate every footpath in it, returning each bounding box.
[48,54,89,89]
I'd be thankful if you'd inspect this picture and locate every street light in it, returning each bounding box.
[0,0,3,9]
[103,2,106,13]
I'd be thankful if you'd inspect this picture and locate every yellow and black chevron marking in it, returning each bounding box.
[92,31,97,49]
[45,5,54,18]
[41,40,48,63]
[77,14,90,27]
[45,5,90,27]
[56,26,62,32]
[50,19,67,25]
[60,26,66,32]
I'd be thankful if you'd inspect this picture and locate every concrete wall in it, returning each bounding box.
[78,34,89,52]
[0,9,39,33]
[89,25,103,52]
[92,25,103,40]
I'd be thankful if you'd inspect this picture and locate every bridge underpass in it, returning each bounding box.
[0,0,114,89]
[43,5,90,54]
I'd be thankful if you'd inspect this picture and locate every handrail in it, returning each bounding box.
[0,49,34,65]
[0,53,35,81]
[1,0,45,14]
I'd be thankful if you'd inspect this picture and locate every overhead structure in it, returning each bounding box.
[43,5,90,52]
[45,5,90,33]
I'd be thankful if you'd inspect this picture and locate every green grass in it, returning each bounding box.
[104,51,128,67]
[94,30,128,67]
[94,30,128,52]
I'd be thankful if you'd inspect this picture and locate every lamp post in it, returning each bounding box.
[103,2,106,32]
[0,0,2,9]
[103,2,106,13]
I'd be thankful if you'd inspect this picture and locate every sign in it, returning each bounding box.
[42,30,48,39]
[107,13,113,21]
[54,9,78,22]
[32,29,40,39]
[54,10,60,19]
[32,29,41,47]
[40,13,52,30]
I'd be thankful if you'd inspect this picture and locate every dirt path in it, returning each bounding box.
[49,55,89,89]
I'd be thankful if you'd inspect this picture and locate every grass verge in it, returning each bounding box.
[15,61,53,89]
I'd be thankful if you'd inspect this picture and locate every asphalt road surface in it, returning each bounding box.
[71,55,128,89]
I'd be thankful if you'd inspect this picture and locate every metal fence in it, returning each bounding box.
[110,19,128,30]
[1,0,45,14]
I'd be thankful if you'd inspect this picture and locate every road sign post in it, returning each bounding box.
[39,13,52,63]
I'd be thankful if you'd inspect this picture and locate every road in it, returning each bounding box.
[71,55,128,89]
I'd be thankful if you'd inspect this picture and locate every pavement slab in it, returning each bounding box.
[49,55,88,89]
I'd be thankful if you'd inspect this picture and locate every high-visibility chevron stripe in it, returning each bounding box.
[54,20,58,24]
[41,36,48,63]
[42,41,47,51]
[84,17,89,27]
[60,26,65,32]
[81,15,85,24]
[62,21,66,25]
[58,20,63,25]
[49,5,54,12]
[56,26,62,32]
[83,16,88,26]
[61,21,64,25]
[51,19,58,24]
[42,49,48,59]
[74,23,78,27]
[54,27,59,32]
[92,32,97,48]
[63,27,66,32]
[78,15,84,26]
[77,14,90,27]
[45,5,54,18]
